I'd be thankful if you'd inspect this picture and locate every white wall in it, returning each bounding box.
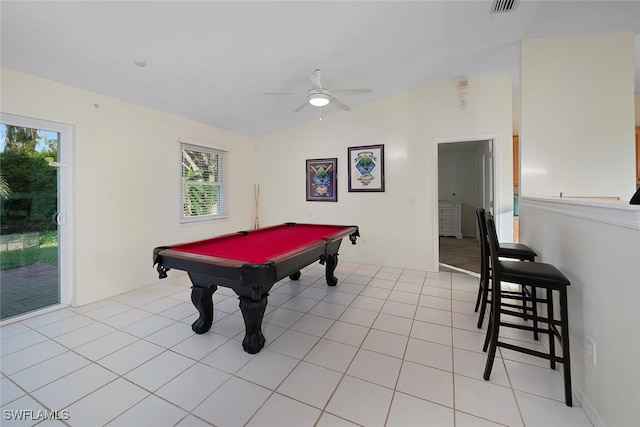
[520,33,636,199]
[520,198,640,427]
[0,70,515,302]
[256,76,513,270]
[519,32,638,426]
[439,146,476,236]
[438,142,489,237]
[1,68,257,305]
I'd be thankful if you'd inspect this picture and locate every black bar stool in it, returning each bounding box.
[474,208,537,330]
[482,212,572,406]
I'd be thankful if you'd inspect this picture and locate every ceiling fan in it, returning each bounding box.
[265,69,372,112]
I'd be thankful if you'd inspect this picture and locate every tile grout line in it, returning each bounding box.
[1,266,584,426]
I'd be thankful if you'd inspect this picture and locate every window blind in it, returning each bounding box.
[180,142,229,221]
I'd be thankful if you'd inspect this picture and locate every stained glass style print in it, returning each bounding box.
[306,158,337,202]
[348,145,385,192]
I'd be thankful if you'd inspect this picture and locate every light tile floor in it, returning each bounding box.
[0,262,593,426]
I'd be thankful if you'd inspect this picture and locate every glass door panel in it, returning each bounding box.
[1,124,60,319]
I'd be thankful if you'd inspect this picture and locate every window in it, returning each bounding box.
[181,141,228,221]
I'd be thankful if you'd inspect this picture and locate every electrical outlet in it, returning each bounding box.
[587,336,597,366]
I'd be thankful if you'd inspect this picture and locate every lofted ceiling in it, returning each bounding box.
[1,1,639,137]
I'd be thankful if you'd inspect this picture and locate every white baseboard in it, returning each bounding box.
[581,394,605,427]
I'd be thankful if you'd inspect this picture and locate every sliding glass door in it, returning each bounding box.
[0,114,72,320]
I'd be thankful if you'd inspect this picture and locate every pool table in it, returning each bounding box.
[153,222,359,354]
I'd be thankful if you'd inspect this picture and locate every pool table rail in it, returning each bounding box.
[151,222,359,354]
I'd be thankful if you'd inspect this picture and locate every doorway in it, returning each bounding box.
[0,114,73,321]
[435,136,495,274]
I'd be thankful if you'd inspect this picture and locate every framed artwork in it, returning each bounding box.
[348,144,385,192]
[306,158,338,202]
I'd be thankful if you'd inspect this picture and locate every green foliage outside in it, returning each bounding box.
[1,125,59,270]
[184,167,218,216]
[182,147,221,217]
[1,125,58,235]
[0,174,10,200]
[1,246,58,270]
[39,230,58,246]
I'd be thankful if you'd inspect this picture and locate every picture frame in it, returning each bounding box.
[348,144,385,192]
[306,158,338,202]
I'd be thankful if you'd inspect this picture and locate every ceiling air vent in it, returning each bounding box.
[491,0,518,14]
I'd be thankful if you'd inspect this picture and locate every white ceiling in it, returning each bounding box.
[2,1,639,137]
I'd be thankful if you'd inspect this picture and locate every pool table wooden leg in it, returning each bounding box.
[325,254,338,286]
[239,295,268,354]
[289,271,301,280]
[190,284,217,334]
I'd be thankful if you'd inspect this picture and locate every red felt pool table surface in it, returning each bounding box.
[170,223,354,264]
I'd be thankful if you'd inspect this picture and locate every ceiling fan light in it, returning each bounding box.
[308,93,330,107]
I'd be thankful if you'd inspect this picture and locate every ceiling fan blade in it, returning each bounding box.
[330,97,351,111]
[294,101,309,112]
[309,69,324,92]
[331,89,372,96]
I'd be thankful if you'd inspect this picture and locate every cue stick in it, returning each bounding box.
[254,183,260,229]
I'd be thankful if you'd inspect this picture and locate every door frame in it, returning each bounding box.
[433,133,499,272]
[0,113,74,322]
